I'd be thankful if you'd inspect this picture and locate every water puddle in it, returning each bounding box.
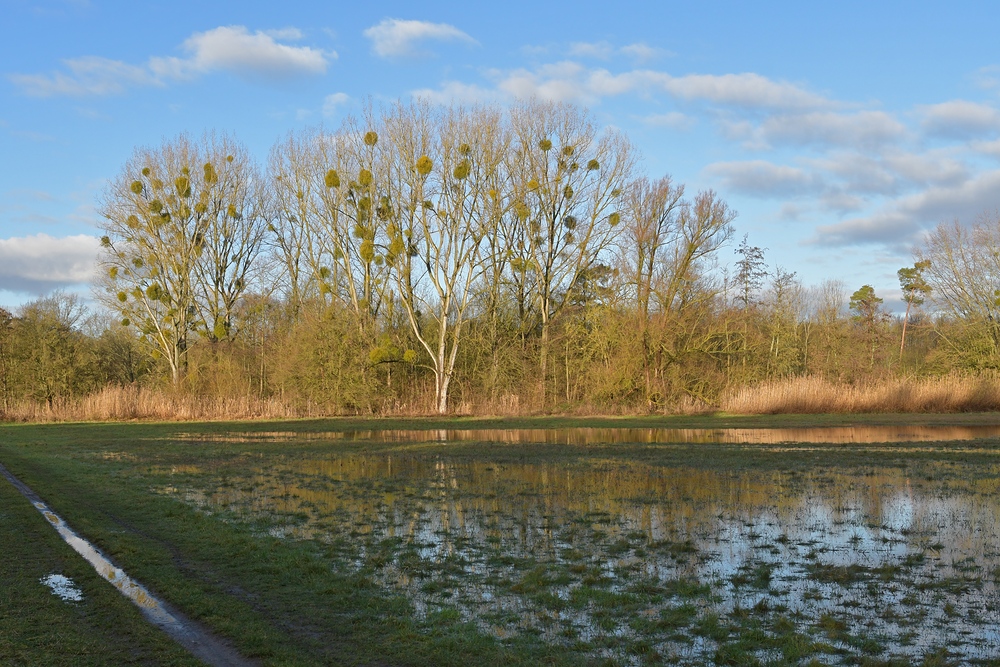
[155,428,1000,664]
[0,463,252,667]
[175,423,1000,445]
[40,573,83,602]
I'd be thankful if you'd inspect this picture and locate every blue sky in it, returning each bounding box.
[3,0,1000,312]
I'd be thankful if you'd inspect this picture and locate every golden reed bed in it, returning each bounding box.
[5,374,1000,422]
[720,374,1000,414]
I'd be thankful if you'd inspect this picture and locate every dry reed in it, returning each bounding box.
[0,385,303,423]
[721,374,1000,414]
[0,386,533,423]
[6,374,1000,423]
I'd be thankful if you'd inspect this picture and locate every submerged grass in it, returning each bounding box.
[4,417,1000,664]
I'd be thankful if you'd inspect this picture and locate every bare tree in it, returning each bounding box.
[505,100,635,401]
[98,133,265,384]
[621,175,686,320]
[191,135,270,343]
[380,102,509,413]
[620,180,734,398]
[654,190,736,313]
[268,130,326,314]
[918,216,1000,359]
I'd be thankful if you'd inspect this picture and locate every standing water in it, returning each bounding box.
[154,425,1000,664]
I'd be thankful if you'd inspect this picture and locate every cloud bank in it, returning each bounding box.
[0,234,99,294]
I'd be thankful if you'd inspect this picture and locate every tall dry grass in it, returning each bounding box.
[0,385,304,423]
[0,387,537,423]
[721,374,1000,414]
[7,374,1000,423]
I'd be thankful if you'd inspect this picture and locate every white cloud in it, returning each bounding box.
[322,92,351,117]
[811,153,898,195]
[497,61,594,103]
[620,42,668,63]
[758,111,906,149]
[0,234,99,293]
[364,19,476,58]
[565,41,669,63]
[437,63,833,111]
[568,41,614,60]
[921,100,1000,139]
[811,169,1000,246]
[806,149,969,199]
[510,66,832,110]
[642,112,694,130]
[412,80,498,105]
[971,138,1000,158]
[11,25,330,96]
[819,191,866,213]
[973,65,1000,91]
[11,56,158,96]
[881,150,968,187]
[658,72,831,110]
[779,203,808,220]
[705,160,822,197]
[149,26,330,80]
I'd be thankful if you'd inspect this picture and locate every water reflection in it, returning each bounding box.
[40,573,83,602]
[159,430,1000,663]
[176,423,1000,445]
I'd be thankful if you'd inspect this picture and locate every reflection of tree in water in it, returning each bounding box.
[176,424,1000,445]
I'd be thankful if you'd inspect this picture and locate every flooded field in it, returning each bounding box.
[148,426,1000,665]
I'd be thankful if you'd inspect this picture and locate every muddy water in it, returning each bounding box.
[159,428,1000,663]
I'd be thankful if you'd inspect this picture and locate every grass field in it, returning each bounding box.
[4,414,1000,665]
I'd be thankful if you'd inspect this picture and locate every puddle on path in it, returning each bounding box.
[40,573,83,602]
[0,463,252,667]
[157,427,1000,664]
[175,423,1000,445]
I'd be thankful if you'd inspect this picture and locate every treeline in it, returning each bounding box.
[6,100,1000,418]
